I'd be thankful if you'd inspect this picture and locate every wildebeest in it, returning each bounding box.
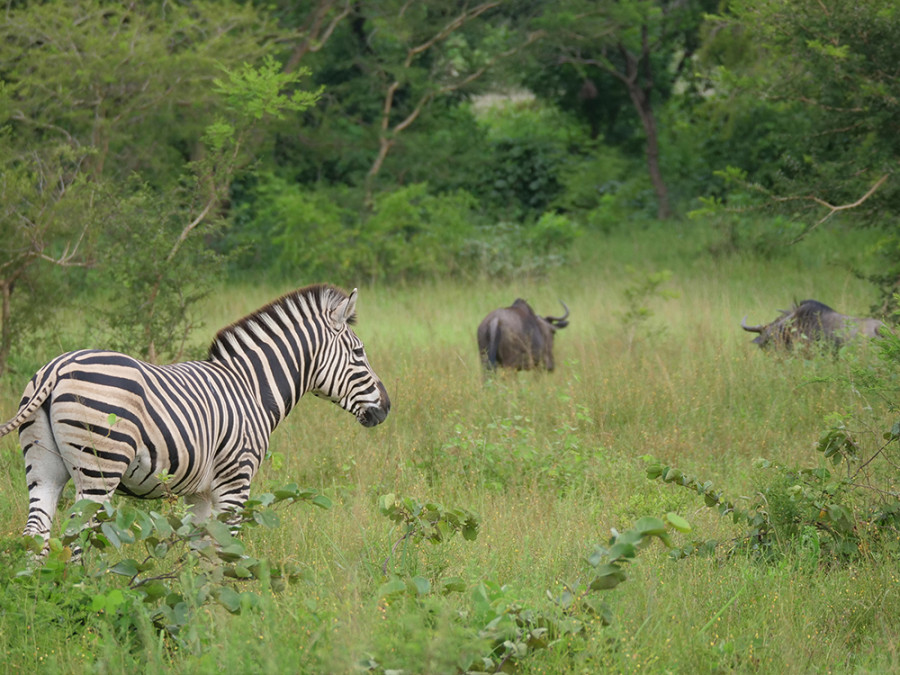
[741,299,884,351]
[477,298,570,371]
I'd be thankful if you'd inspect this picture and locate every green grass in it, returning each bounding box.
[1,223,899,673]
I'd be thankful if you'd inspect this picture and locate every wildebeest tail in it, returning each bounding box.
[484,316,501,369]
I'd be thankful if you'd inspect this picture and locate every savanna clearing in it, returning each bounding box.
[1,225,899,674]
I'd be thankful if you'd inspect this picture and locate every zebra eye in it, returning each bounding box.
[352,347,365,358]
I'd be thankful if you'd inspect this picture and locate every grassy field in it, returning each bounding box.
[1,223,899,674]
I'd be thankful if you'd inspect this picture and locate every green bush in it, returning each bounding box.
[360,184,482,282]
[227,173,360,282]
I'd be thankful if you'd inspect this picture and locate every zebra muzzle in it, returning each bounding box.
[358,382,390,427]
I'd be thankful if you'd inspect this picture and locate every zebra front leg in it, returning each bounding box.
[20,421,70,562]
[211,452,257,528]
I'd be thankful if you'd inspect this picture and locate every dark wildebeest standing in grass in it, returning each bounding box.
[477,298,570,371]
[741,299,884,351]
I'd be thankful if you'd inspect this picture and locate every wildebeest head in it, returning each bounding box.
[741,299,883,351]
[477,298,570,371]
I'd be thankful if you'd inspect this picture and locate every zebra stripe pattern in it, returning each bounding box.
[0,284,390,559]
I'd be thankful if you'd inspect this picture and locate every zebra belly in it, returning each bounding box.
[116,444,213,499]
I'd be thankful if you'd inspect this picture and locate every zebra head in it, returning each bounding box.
[312,287,391,427]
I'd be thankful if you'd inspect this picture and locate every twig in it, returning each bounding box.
[788,174,889,244]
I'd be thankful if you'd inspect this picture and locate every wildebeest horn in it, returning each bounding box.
[546,301,570,327]
[741,316,764,333]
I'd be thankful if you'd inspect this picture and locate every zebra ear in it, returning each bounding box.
[333,288,358,328]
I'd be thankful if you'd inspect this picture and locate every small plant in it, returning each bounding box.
[422,411,603,495]
[617,266,677,347]
[463,515,688,673]
[376,493,480,597]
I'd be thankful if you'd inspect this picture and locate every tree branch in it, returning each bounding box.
[404,1,501,68]
[787,174,889,244]
[365,11,544,199]
[284,0,352,73]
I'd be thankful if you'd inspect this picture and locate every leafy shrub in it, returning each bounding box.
[645,407,900,562]
[365,498,689,674]
[360,184,482,282]
[226,172,360,282]
[2,484,331,658]
[457,214,582,281]
[475,137,565,220]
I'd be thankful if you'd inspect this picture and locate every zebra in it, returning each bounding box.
[0,283,390,560]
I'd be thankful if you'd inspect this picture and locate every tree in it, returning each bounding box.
[0,141,96,376]
[532,0,717,220]
[0,0,314,370]
[700,0,900,307]
[270,0,544,203]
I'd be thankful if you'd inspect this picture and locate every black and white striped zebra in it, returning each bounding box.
[0,284,390,560]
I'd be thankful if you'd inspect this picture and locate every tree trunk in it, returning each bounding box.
[619,36,671,221]
[627,83,671,220]
[0,281,12,377]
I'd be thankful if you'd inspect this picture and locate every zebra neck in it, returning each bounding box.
[208,327,318,430]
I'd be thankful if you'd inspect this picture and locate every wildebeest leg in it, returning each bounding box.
[20,408,70,561]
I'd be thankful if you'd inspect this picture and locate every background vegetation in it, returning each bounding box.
[1,0,899,673]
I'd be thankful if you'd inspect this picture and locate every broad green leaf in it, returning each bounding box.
[377,577,407,600]
[441,577,467,594]
[109,559,140,577]
[140,580,168,602]
[606,541,637,561]
[407,576,431,596]
[253,509,280,528]
[312,495,332,510]
[100,522,122,548]
[634,517,667,536]
[216,543,246,561]
[589,563,626,590]
[274,484,300,500]
[378,494,397,514]
[666,513,692,533]
[205,519,237,546]
[216,587,242,613]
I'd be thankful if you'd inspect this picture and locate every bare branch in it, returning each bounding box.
[404,2,501,68]
[11,111,78,145]
[284,0,352,73]
[37,222,92,267]
[366,29,545,195]
[166,196,217,263]
[787,174,889,244]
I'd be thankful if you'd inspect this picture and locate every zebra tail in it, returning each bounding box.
[0,370,56,439]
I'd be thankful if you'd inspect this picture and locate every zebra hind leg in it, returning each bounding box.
[63,464,129,563]
[20,412,71,562]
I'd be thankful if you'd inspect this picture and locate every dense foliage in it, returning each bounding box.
[2,0,897,370]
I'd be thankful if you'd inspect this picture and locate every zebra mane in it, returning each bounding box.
[207,283,355,360]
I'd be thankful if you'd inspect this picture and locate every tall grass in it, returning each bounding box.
[1,223,898,673]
